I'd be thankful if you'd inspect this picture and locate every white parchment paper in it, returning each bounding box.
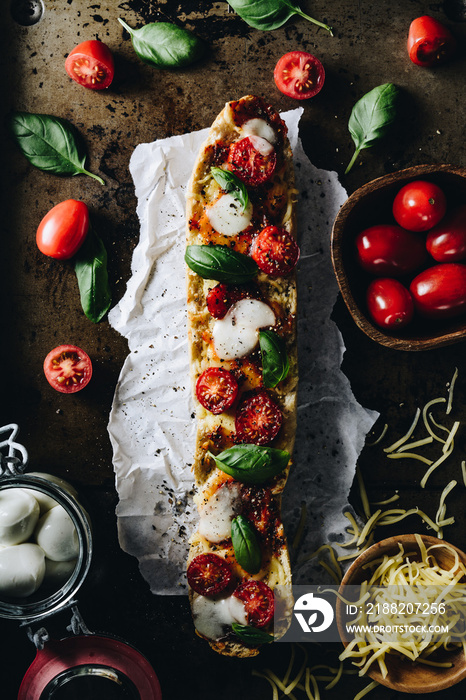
[107,109,378,594]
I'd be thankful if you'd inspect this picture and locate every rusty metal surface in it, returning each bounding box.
[1,1,466,698]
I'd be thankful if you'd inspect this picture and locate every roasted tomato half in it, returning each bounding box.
[228,136,277,187]
[65,39,114,90]
[196,367,239,414]
[233,579,275,627]
[43,345,93,394]
[235,390,283,445]
[251,225,300,277]
[187,553,233,596]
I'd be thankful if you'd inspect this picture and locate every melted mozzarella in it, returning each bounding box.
[192,593,248,640]
[0,489,40,546]
[242,118,277,145]
[0,543,45,598]
[198,482,241,543]
[34,505,79,562]
[213,299,275,360]
[207,193,253,236]
[248,134,274,156]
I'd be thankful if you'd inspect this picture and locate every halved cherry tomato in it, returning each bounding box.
[410,263,466,319]
[235,390,282,445]
[65,40,114,90]
[392,180,447,232]
[426,205,466,262]
[233,579,275,627]
[407,16,456,68]
[196,367,239,414]
[274,51,325,100]
[36,200,89,260]
[206,284,256,319]
[366,278,414,329]
[241,486,278,543]
[187,553,233,596]
[251,226,300,277]
[43,345,92,394]
[355,224,427,276]
[228,137,277,187]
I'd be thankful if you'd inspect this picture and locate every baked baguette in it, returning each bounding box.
[185,95,298,657]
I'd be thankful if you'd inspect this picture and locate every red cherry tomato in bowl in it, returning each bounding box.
[407,16,456,68]
[251,226,300,277]
[274,51,325,100]
[44,345,93,393]
[227,136,277,187]
[392,180,447,232]
[187,553,232,597]
[410,263,466,319]
[235,390,283,446]
[195,367,239,414]
[36,200,89,260]
[426,205,466,262]
[233,579,274,627]
[366,278,414,329]
[65,39,114,90]
[355,224,427,276]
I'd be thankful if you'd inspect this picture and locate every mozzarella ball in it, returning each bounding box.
[34,505,79,562]
[24,472,78,515]
[0,489,40,546]
[0,543,45,598]
[43,557,77,587]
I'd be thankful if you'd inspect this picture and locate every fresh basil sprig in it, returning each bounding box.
[74,226,112,323]
[211,167,249,212]
[185,245,258,283]
[9,112,105,184]
[259,330,290,388]
[231,516,261,574]
[118,18,205,68]
[345,83,400,174]
[209,444,290,483]
[232,623,274,644]
[227,0,333,35]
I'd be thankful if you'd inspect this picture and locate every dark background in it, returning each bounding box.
[1,1,466,698]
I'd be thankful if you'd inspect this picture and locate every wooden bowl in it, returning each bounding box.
[336,534,466,693]
[331,164,466,351]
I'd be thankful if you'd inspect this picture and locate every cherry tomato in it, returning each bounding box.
[426,205,466,263]
[273,51,325,100]
[36,200,89,260]
[366,278,414,329]
[187,553,232,597]
[235,390,283,446]
[233,579,275,627]
[43,345,92,393]
[251,226,300,277]
[227,137,277,187]
[206,284,256,319]
[195,367,239,415]
[65,39,114,90]
[392,180,447,232]
[241,486,278,542]
[410,263,466,319]
[407,16,456,68]
[355,224,427,276]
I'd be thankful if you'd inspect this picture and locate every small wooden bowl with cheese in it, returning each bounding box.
[336,534,466,693]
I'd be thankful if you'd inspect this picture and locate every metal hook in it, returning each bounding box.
[0,424,28,476]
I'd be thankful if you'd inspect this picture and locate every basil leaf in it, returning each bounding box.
[231,516,261,574]
[118,18,205,68]
[185,245,258,283]
[259,330,290,388]
[227,0,333,34]
[345,83,400,174]
[9,112,105,185]
[211,167,249,212]
[74,227,112,323]
[210,444,289,484]
[232,623,274,644]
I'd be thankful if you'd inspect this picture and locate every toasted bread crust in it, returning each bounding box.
[186,96,297,656]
